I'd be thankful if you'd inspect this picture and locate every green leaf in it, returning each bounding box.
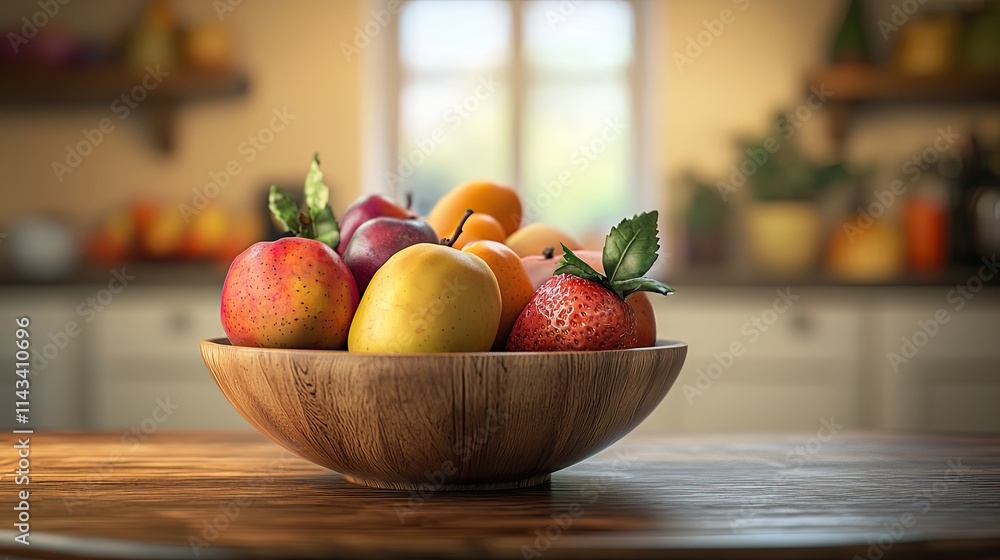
[614,277,675,298]
[602,211,660,283]
[304,153,329,221]
[313,206,340,248]
[268,185,300,234]
[554,245,604,283]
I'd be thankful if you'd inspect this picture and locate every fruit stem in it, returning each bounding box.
[441,209,474,248]
[405,192,413,211]
[542,246,554,259]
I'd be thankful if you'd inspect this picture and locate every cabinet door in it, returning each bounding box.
[92,287,249,429]
[872,292,1000,432]
[636,288,863,434]
[0,291,86,429]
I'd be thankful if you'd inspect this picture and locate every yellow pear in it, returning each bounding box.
[348,243,502,353]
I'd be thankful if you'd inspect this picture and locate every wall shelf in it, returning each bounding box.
[0,65,250,152]
[805,64,1000,154]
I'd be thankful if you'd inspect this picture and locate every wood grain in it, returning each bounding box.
[199,338,687,490]
[1,432,999,559]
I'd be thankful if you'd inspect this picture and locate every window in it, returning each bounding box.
[384,0,646,242]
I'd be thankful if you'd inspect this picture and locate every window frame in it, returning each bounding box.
[362,0,658,220]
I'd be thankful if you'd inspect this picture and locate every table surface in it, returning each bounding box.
[1,431,999,559]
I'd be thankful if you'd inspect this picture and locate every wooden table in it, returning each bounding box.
[1,431,999,559]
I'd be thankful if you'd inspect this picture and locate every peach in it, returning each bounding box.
[505,223,581,258]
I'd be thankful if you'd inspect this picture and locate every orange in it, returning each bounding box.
[451,213,506,249]
[627,292,656,347]
[427,181,522,238]
[462,240,535,350]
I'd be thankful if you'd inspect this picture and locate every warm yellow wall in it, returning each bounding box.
[0,0,364,227]
[659,0,841,191]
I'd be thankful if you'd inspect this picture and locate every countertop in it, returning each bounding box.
[1,431,999,559]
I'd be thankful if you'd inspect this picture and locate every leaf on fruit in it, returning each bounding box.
[312,206,340,248]
[269,185,301,234]
[555,245,604,283]
[304,152,330,221]
[603,211,660,283]
[614,277,674,298]
[554,212,674,301]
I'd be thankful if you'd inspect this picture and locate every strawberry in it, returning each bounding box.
[506,211,674,352]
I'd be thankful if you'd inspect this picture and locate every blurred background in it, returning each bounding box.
[1,0,998,433]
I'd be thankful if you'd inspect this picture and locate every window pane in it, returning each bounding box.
[399,0,512,72]
[521,81,634,242]
[523,0,633,72]
[395,77,512,214]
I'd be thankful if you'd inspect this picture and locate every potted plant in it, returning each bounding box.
[681,173,729,265]
[738,124,849,275]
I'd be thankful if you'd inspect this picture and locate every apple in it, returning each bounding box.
[336,194,413,254]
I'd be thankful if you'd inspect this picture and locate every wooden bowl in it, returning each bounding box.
[200,338,687,491]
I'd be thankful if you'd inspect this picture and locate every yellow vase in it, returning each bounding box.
[745,202,822,275]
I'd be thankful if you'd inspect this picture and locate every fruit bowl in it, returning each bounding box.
[200,338,687,490]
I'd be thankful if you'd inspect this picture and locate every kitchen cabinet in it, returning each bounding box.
[90,286,246,429]
[0,291,86,429]
[638,286,1000,434]
[870,290,1000,432]
[1,283,997,432]
[640,287,866,434]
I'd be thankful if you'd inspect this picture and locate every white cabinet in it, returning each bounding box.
[636,286,1000,434]
[90,287,249,429]
[870,290,1000,432]
[637,287,864,434]
[0,291,87,430]
[3,283,997,432]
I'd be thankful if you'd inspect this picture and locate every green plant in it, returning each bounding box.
[682,173,728,234]
[739,116,850,202]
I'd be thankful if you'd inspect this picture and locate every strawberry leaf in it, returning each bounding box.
[614,277,675,298]
[603,211,660,283]
[268,185,300,234]
[554,245,603,283]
